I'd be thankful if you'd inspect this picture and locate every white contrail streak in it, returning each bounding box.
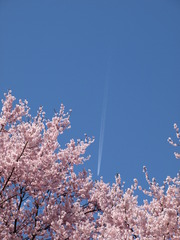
[97,79,108,176]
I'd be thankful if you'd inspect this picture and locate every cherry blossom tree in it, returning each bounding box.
[91,169,180,239]
[0,91,96,239]
[0,91,179,239]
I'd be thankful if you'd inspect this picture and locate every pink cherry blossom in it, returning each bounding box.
[0,91,179,239]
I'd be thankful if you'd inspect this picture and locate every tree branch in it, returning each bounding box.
[1,141,28,193]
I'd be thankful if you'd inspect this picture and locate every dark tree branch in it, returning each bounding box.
[14,187,26,233]
[1,141,28,193]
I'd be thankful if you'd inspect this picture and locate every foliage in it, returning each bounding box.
[0,91,179,239]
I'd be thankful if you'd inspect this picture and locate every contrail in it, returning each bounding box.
[97,78,108,176]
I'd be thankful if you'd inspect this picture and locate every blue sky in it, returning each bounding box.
[0,0,180,192]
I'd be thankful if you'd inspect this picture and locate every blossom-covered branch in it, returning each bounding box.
[0,91,179,239]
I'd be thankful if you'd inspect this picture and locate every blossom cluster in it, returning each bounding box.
[0,91,179,239]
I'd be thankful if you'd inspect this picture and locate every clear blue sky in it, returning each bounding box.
[0,1,180,192]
